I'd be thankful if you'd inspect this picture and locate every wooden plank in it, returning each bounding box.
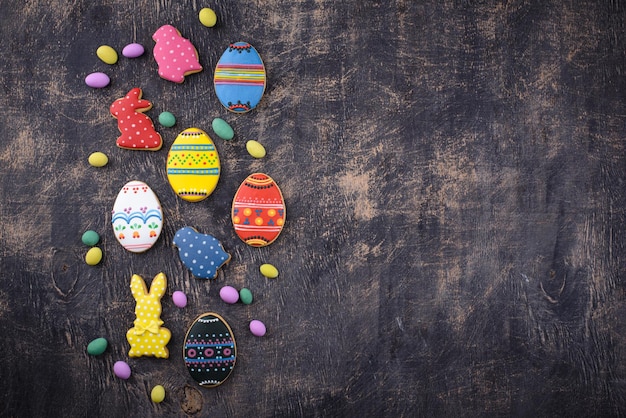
[0,0,625,416]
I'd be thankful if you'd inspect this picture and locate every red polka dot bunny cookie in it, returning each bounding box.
[110,87,163,151]
[126,273,171,358]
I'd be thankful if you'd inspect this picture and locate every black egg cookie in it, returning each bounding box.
[183,313,236,388]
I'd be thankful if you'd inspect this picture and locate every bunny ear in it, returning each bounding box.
[134,99,153,112]
[148,272,167,299]
[130,274,148,300]
[127,87,142,100]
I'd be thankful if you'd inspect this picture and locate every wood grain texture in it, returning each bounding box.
[1,0,625,416]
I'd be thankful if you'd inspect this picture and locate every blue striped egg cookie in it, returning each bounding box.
[214,42,266,113]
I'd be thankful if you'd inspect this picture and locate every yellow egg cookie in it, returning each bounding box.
[166,128,221,202]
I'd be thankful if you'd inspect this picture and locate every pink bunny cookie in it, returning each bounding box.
[110,88,163,151]
[126,273,171,358]
[152,24,203,83]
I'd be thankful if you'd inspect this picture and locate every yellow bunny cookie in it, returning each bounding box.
[126,273,171,358]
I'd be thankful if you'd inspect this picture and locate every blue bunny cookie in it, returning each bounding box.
[173,227,231,279]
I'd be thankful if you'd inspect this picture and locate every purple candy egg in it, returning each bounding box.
[122,43,145,58]
[85,72,110,88]
[113,361,131,379]
[172,290,187,308]
[219,286,239,304]
[249,320,266,337]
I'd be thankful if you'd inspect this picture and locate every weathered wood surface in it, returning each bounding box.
[1,1,625,417]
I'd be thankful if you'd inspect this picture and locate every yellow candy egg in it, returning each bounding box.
[260,263,279,279]
[246,140,266,159]
[88,152,108,167]
[85,247,103,266]
[96,45,118,65]
[151,385,165,403]
[199,8,217,27]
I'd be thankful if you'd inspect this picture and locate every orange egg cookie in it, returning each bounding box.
[232,173,285,247]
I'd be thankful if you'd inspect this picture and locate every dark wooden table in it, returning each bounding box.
[2,1,625,417]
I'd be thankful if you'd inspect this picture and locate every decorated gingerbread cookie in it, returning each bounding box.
[111,180,163,253]
[126,273,171,358]
[183,313,236,388]
[110,88,163,151]
[214,42,266,112]
[173,227,231,279]
[232,173,285,247]
[166,128,220,202]
[153,25,203,83]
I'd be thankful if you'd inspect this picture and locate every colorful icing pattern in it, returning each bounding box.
[110,88,163,151]
[214,42,266,113]
[111,180,163,253]
[166,128,220,202]
[232,173,285,247]
[152,25,203,83]
[184,313,236,388]
[173,227,231,279]
[126,273,171,358]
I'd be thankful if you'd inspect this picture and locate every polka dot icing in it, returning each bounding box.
[109,88,163,151]
[152,25,203,83]
[126,273,171,358]
[173,227,231,279]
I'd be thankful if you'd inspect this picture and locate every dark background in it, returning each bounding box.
[1,1,625,417]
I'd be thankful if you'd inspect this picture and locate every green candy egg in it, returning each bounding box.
[158,111,176,128]
[87,337,108,356]
[239,288,253,305]
[211,118,234,140]
[81,230,100,246]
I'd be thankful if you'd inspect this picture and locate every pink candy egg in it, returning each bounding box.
[113,361,131,379]
[122,43,145,58]
[249,320,266,337]
[172,291,187,308]
[85,72,110,88]
[219,286,239,304]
